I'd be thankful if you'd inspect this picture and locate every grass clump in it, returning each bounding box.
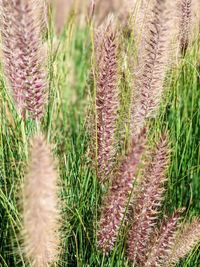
[0,0,200,266]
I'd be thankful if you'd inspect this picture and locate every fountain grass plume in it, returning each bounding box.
[131,0,173,136]
[178,0,192,55]
[0,0,47,119]
[97,129,146,254]
[23,134,60,266]
[126,133,169,265]
[165,218,200,266]
[95,16,119,182]
[145,209,184,267]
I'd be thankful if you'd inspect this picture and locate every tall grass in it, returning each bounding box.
[0,1,199,266]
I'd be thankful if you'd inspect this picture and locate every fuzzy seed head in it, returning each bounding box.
[131,0,173,136]
[97,130,146,253]
[178,0,192,55]
[165,218,200,266]
[126,134,170,265]
[146,209,184,267]
[95,16,119,181]
[0,0,47,119]
[23,134,60,267]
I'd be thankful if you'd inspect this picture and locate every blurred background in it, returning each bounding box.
[50,0,133,32]
[49,0,200,39]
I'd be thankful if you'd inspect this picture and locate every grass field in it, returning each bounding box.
[0,2,200,267]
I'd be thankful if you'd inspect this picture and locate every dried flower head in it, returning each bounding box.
[127,134,169,265]
[97,130,146,253]
[0,0,47,119]
[165,218,200,266]
[23,134,60,266]
[178,0,192,55]
[95,16,119,181]
[145,209,184,267]
[131,0,173,136]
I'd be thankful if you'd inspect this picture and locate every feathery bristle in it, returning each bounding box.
[0,0,47,119]
[126,134,169,265]
[95,17,119,181]
[146,209,184,267]
[23,134,60,267]
[178,0,192,55]
[165,218,200,266]
[131,0,172,136]
[97,130,146,253]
